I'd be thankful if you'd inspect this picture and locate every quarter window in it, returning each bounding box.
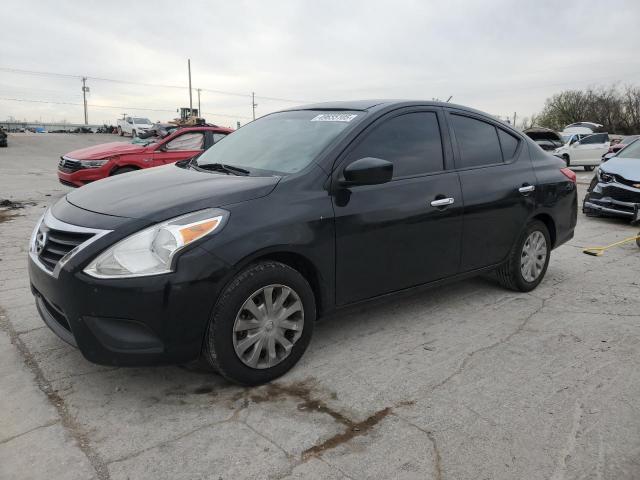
[498,129,519,160]
[346,112,444,178]
[451,114,502,168]
[213,133,227,143]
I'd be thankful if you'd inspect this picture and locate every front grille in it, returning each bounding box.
[37,226,94,272]
[59,179,76,187]
[602,186,640,203]
[613,175,640,189]
[58,156,82,172]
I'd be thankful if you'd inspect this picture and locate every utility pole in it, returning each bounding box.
[188,59,193,115]
[81,77,89,125]
[513,112,517,128]
[197,88,201,117]
[252,92,257,120]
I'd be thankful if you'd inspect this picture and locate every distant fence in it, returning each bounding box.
[0,122,106,132]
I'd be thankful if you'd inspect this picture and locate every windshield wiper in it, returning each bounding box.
[195,163,250,176]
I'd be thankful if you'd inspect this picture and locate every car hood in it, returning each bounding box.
[600,157,640,182]
[66,164,281,220]
[65,142,147,160]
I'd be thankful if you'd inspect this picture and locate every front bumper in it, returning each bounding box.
[583,181,640,220]
[28,210,232,366]
[58,165,112,187]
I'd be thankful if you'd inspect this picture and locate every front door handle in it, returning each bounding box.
[518,185,535,194]
[430,197,455,207]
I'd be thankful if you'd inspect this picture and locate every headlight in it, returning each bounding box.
[79,159,110,168]
[84,208,228,278]
[597,170,614,183]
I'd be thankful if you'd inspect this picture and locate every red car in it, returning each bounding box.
[58,126,233,187]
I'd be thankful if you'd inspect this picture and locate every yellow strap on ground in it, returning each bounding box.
[583,235,640,256]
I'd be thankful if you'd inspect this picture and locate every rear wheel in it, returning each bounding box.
[496,220,550,292]
[203,261,315,385]
[584,165,595,171]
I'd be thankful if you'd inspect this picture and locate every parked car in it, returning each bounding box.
[58,125,232,187]
[116,116,154,137]
[553,132,610,170]
[29,100,577,385]
[605,135,640,157]
[523,127,564,151]
[584,138,640,220]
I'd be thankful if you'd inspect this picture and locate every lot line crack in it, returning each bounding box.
[0,419,59,445]
[0,308,111,480]
[430,297,546,392]
[107,411,242,466]
[393,414,443,480]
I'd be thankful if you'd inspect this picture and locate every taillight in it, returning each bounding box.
[560,168,576,183]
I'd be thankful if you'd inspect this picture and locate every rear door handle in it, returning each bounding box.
[518,185,535,194]
[430,197,455,207]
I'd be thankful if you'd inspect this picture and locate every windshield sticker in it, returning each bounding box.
[311,113,358,122]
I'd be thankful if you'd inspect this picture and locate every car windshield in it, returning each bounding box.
[617,139,640,159]
[195,110,362,174]
[561,134,573,144]
[620,135,639,144]
[133,118,151,124]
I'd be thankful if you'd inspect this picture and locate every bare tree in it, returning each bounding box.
[534,84,640,134]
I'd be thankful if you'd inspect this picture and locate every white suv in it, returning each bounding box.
[554,132,609,171]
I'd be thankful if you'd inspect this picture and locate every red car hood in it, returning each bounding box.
[64,142,148,160]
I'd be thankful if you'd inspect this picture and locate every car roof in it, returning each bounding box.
[283,99,495,117]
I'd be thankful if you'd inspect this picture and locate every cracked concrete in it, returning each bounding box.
[2,133,640,479]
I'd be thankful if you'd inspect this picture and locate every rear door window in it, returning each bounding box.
[345,111,444,178]
[451,114,502,168]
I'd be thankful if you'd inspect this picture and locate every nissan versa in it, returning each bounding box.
[28,100,577,385]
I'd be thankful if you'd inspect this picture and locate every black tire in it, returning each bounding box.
[111,167,137,176]
[584,165,595,171]
[496,220,551,292]
[562,154,570,167]
[203,261,316,385]
[118,126,123,136]
[131,129,136,138]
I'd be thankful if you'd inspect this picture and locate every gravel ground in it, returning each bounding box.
[1,133,639,480]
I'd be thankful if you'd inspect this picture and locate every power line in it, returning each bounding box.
[0,66,311,103]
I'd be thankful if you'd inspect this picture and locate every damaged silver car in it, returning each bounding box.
[583,138,640,222]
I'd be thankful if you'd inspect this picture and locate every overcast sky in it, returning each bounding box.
[2,0,640,127]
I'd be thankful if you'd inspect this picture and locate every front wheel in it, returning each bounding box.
[203,261,316,385]
[496,220,551,292]
[584,165,595,171]
[131,129,136,138]
[117,126,123,136]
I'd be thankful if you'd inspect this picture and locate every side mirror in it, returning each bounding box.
[341,157,393,186]
[602,152,616,162]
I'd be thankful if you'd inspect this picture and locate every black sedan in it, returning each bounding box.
[28,100,577,385]
[584,138,640,222]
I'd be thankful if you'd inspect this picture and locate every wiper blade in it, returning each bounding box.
[196,163,250,176]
